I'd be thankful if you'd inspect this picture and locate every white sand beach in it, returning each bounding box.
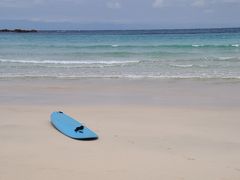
[1,79,240,180]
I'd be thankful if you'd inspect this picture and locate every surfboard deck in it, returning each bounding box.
[50,111,98,140]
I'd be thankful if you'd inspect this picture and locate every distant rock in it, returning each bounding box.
[0,29,38,33]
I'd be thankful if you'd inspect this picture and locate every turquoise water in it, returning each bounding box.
[0,29,240,79]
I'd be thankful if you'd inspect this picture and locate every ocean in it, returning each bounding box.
[0,28,240,79]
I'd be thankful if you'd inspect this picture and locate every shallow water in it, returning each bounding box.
[0,28,240,79]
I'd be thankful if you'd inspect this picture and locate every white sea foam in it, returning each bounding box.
[191,44,240,48]
[111,44,119,47]
[217,57,236,61]
[170,64,193,68]
[192,44,203,47]
[2,74,240,80]
[0,59,140,65]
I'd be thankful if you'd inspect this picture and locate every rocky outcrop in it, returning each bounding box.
[0,29,38,33]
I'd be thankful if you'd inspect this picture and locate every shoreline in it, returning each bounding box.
[1,78,240,108]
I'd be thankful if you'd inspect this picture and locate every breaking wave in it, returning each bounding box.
[0,59,140,65]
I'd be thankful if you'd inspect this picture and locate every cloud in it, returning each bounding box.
[190,0,240,8]
[204,9,214,13]
[0,0,38,7]
[152,0,164,8]
[0,0,83,8]
[107,1,121,9]
[191,0,205,7]
[219,0,240,3]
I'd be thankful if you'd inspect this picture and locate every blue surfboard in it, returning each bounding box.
[50,111,98,140]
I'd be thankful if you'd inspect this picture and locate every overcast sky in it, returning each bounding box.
[0,0,240,30]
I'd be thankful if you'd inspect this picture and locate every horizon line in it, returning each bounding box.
[1,26,240,31]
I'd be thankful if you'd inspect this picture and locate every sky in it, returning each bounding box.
[0,0,240,30]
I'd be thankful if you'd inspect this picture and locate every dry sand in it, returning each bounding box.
[1,78,240,180]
